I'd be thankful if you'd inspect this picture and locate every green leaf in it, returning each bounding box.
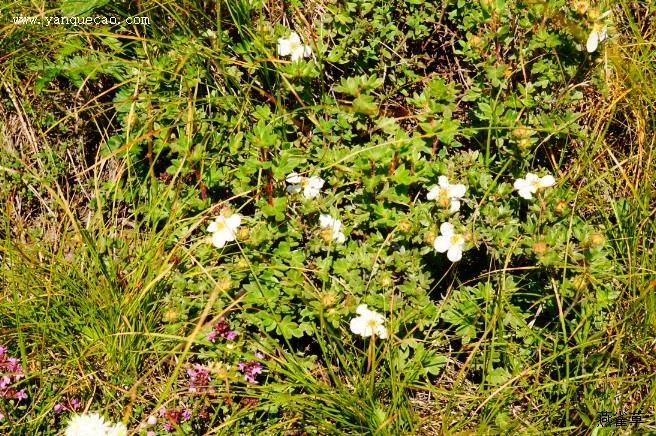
[352,94,378,115]
[260,197,287,222]
[488,367,511,385]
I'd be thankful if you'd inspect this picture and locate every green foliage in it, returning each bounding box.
[0,0,654,433]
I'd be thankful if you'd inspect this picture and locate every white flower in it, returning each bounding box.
[285,171,302,187]
[319,214,346,244]
[426,176,467,213]
[106,423,128,436]
[65,413,110,436]
[433,222,465,262]
[303,176,325,198]
[207,212,242,248]
[277,32,312,61]
[513,173,555,199]
[586,24,608,53]
[350,304,388,339]
[286,172,324,199]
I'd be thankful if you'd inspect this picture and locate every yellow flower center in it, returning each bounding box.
[438,190,450,207]
[215,221,226,231]
[320,228,334,242]
[290,40,302,51]
[367,319,379,329]
[450,234,462,245]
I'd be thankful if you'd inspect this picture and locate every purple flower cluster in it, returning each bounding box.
[0,346,26,402]
[207,318,238,342]
[237,360,263,384]
[242,397,259,407]
[187,364,212,393]
[53,397,81,414]
[157,406,192,432]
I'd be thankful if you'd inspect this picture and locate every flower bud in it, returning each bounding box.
[237,227,249,240]
[237,258,249,269]
[571,275,588,291]
[589,233,605,246]
[555,199,568,214]
[573,0,589,15]
[322,292,337,307]
[163,308,179,323]
[398,220,412,232]
[512,126,533,139]
[424,230,437,244]
[344,295,356,309]
[518,138,531,150]
[532,242,548,255]
[217,277,232,292]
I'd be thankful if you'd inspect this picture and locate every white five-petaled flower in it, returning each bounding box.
[433,222,465,263]
[65,413,126,436]
[207,212,242,248]
[586,10,612,53]
[513,173,555,200]
[350,304,388,339]
[277,32,313,61]
[586,24,608,53]
[426,176,467,213]
[286,172,325,199]
[319,214,346,244]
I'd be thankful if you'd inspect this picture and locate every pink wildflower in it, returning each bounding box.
[187,364,211,393]
[237,360,263,384]
[207,318,238,343]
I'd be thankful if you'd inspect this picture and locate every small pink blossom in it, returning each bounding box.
[242,397,259,407]
[70,398,81,411]
[207,318,238,343]
[187,364,211,393]
[237,360,263,384]
[0,346,25,400]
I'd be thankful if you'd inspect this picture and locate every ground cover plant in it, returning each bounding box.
[0,0,655,434]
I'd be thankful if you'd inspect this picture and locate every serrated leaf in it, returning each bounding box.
[352,94,378,115]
